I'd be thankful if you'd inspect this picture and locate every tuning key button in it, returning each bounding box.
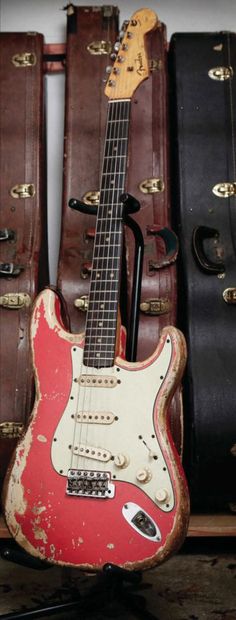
[155,489,169,503]
[136,468,152,483]
[114,453,129,468]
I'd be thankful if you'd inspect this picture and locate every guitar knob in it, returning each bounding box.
[114,453,129,468]
[155,488,169,503]
[136,468,152,483]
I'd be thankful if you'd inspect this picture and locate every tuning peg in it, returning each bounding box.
[114,41,120,52]
[110,52,117,61]
[121,20,129,31]
[105,66,113,74]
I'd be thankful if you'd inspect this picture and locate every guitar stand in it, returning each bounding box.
[0,194,160,620]
[0,552,160,619]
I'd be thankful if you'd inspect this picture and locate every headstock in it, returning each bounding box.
[105,8,159,100]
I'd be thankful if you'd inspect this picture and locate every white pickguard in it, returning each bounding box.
[51,337,175,512]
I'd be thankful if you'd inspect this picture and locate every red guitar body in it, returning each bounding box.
[3,289,189,571]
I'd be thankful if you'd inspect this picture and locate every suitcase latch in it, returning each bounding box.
[139,178,164,194]
[140,298,171,316]
[74,295,89,311]
[0,293,31,309]
[0,422,24,439]
[10,183,35,199]
[212,182,236,198]
[0,228,15,242]
[208,66,233,81]
[87,41,112,55]
[12,52,37,67]
[223,288,236,304]
[82,190,100,205]
[0,263,24,277]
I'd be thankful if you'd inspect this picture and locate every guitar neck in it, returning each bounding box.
[83,98,131,368]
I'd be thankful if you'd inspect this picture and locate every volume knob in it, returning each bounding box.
[136,468,152,483]
[114,453,129,468]
[155,488,169,503]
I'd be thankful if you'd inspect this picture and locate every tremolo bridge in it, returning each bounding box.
[66,469,115,498]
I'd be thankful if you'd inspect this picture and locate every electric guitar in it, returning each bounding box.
[3,9,189,571]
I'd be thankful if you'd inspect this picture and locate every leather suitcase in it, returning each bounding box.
[57,7,183,455]
[57,4,119,331]
[169,32,236,508]
[125,22,182,453]
[0,32,48,490]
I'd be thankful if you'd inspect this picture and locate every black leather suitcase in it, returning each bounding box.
[169,32,236,509]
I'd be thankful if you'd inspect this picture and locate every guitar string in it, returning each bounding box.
[69,99,130,475]
[71,98,120,471]
[71,17,116,473]
[79,99,129,473]
[84,98,127,470]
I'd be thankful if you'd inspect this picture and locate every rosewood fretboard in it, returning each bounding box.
[83,99,131,368]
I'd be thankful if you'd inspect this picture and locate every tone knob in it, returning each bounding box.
[136,468,152,483]
[155,488,169,503]
[114,453,129,468]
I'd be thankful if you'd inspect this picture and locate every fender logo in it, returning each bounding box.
[135,52,145,76]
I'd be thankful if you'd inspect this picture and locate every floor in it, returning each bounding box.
[0,538,235,619]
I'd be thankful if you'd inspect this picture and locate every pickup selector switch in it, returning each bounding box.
[136,468,152,483]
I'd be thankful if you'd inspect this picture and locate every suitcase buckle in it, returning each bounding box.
[208,66,233,81]
[223,288,236,304]
[139,178,164,194]
[82,190,100,205]
[74,295,89,311]
[87,41,112,55]
[10,183,35,199]
[0,422,24,439]
[212,182,236,198]
[0,293,31,309]
[140,298,171,315]
[0,228,15,242]
[12,52,37,67]
[0,263,24,276]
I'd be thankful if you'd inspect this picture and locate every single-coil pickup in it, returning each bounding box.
[77,411,115,425]
[77,375,118,388]
[73,443,111,462]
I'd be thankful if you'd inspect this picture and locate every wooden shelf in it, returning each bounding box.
[1,513,236,539]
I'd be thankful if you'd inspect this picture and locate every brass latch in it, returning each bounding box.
[212,182,236,198]
[208,66,233,81]
[223,288,236,304]
[10,183,35,199]
[74,295,89,311]
[0,293,31,309]
[82,190,100,205]
[149,59,162,72]
[12,52,37,67]
[140,298,171,316]
[0,422,24,439]
[139,178,164,194]
[87,40,112,55]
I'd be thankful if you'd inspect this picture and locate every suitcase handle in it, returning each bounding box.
[192,226,225,274]
[147,225,179,269]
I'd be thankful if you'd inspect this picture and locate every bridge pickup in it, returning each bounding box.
[66,469,115,498]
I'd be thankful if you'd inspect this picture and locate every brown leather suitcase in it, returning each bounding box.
[126,23,178,362]
[0,32,48,490]
[57,4,119,331]
[125,23,182,451]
